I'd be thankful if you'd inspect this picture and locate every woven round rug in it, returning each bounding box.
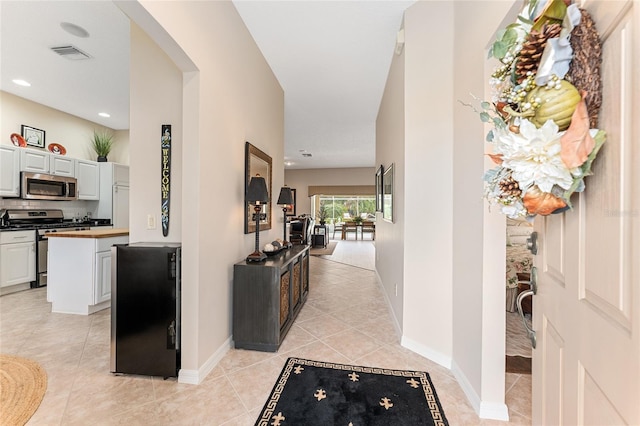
[0,354,47,426]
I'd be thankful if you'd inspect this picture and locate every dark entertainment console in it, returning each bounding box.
[233,245,310,352]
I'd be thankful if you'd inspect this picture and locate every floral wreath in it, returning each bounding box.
[469,0,606,219]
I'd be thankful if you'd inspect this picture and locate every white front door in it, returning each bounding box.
[532,1,640,424]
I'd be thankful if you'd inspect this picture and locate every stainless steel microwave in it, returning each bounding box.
[21,172,78,201]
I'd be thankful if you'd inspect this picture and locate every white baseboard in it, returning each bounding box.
[375,270,451,370]
[451,360,509,421]
[451,359,481,413]
[479,401,510,421]
[375,271,509,422]
[401,336,452,370]
[178,336,232,384]
[375,270,402,340]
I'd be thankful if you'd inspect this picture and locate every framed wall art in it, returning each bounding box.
[21,125,45,148]
[244,141,272,234]
[375,165,383,212]
[383,163,394,222]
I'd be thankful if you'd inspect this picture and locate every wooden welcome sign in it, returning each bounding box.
[161,124,171,237]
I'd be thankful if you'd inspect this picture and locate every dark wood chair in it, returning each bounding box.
[342,223,358,240]
[361,221,375,240]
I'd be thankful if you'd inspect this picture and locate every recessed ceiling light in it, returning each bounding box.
[12,79,31,87]
[60,22,90,38]
[284,161,293,166]
[98,112,111,118]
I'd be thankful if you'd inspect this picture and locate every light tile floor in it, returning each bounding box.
[0,252,531,425]
[321,238,375,271]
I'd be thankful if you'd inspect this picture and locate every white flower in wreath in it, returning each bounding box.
[496,119,573,193]
[500,199,527,219]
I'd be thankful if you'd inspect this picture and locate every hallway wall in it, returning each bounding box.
[403,0,455,369]
[129,23,183,244]
[376,0,518,420]
[452,2,519,419]
[121,0,284,382]
[376,17,406,333]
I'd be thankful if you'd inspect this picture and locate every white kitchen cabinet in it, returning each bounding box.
[0,230,36,289]
[76,159,100,200]
[0,145,20,197]
[94,250,111,304]
[51,155,76,177]
[47,231,129,315]
[20,148,50,173]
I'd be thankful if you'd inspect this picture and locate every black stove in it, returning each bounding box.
[0,209,111,232]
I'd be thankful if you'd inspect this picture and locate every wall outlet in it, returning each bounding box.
[147,214,156,229]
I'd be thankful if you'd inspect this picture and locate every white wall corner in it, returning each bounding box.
[451,360,510,421]
[479,401,510,421]
[401,336,452,370]
[178,336,232,384]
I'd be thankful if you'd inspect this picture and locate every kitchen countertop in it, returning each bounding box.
[45,228,129,238]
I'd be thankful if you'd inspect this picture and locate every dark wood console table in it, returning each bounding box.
[233,245,310,352]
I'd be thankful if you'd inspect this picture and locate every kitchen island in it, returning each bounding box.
[47,228,129,315]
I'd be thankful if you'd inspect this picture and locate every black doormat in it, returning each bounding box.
[255,357,449,426]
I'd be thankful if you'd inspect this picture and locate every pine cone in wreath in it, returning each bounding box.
[515,23,562,84]
[567,8,602,128]
[499,175,522,199]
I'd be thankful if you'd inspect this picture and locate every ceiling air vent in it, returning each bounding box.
[50,45,92,60]
[302,153,312,157]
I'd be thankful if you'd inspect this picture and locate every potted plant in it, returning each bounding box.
[91,130,114,162]
[317,206,329,225]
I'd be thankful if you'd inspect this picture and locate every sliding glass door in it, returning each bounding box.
[315,195,376,224]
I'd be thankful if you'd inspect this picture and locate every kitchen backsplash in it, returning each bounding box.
[0,198,101,221]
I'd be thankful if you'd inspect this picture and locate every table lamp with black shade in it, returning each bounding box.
[246,175,269,262]
[277,186,294,248]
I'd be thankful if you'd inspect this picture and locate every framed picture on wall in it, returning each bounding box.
[244,141,272,234]
[383,163,394,222]
[21,125,45,148]
[375,165,383,212]
[286,188,297,217]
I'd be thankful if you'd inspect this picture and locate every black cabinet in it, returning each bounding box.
[110,243,181,378]
[233,245,310,352]
[312,224,327,248]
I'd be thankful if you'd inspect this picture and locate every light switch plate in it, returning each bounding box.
[147,214,156,229]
